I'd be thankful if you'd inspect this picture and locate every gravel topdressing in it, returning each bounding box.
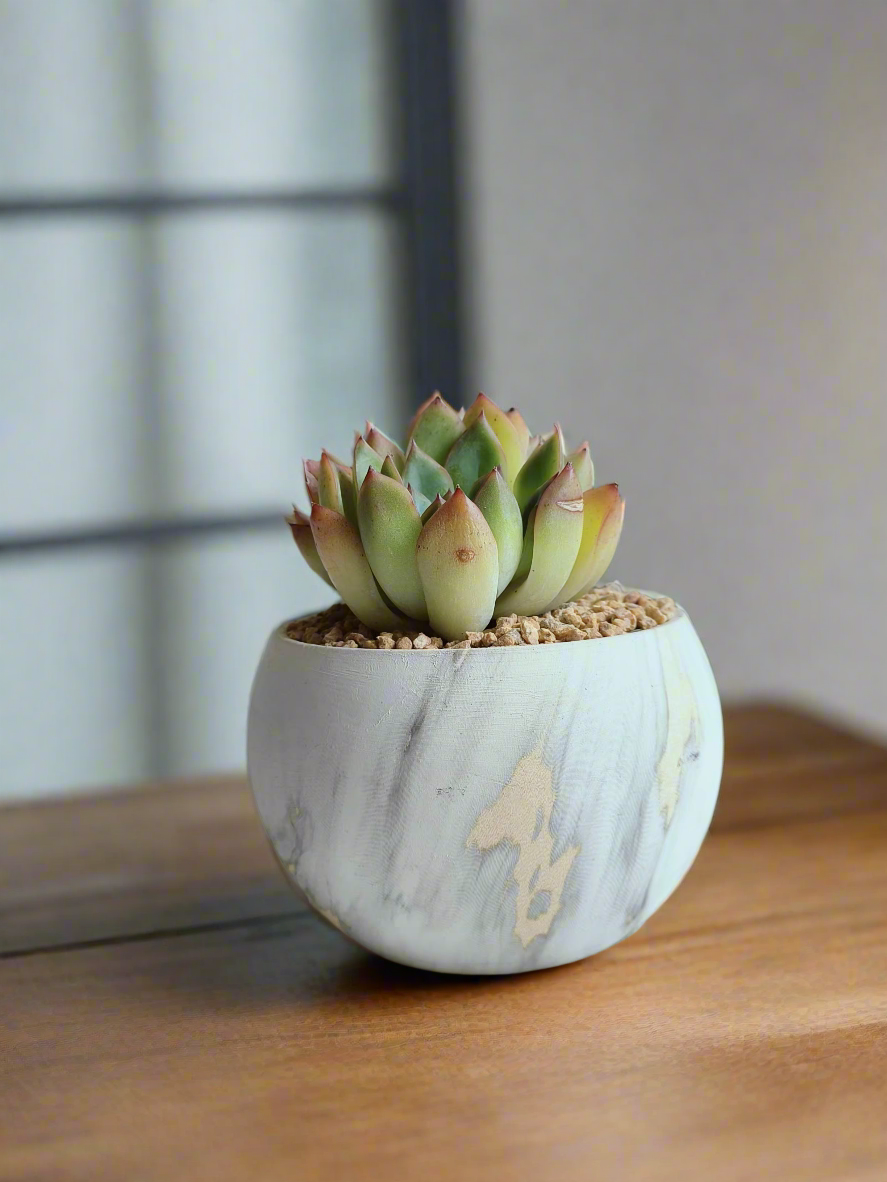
[284,584,677,650]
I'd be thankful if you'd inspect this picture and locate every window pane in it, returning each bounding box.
[0,212,404,531]
[155,530,324,779]
[0,0,148,193]
[0,531,329,799]
[0,548,153,799]
[148,0,394,189]
[0,222,150,532]
[0,0,394,194]
[0,0,406,802]
[153,210,405,515]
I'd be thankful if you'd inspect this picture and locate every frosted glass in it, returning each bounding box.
[0,222,150,532]
[0,0,147,192]
[148,0,394,189]
[0,548,153,799]
[0,0,392,194]
[0,0,403,800]
[155,530,328,778]
[152,211,405,515]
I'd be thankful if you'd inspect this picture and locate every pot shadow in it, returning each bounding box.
[136,904,586,1018]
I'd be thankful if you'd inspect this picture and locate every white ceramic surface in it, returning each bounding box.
[247,604,723,974]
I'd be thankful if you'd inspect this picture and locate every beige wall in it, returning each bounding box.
[461,0,887,736]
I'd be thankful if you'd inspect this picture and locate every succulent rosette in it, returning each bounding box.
[288,394,624,641]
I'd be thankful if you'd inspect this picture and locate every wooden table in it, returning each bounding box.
[2,704,887,1182]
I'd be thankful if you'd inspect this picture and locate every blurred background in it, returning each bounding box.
[1,0,885,801]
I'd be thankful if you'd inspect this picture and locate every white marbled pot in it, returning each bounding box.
[247,601,722,975]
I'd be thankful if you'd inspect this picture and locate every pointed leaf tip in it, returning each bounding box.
[310,503,407,632]
[353,434,385,490]
[416,489,499,640]
[495,465,584,616]
[303,458,320,504]
[318,451,345,515]
[405,390,446,439]
[553,463,584,512]
[288,508,334,588]
[512,427,564,514]
[365,424,405,472]
[463,394,525,485]
[549,483,625,607]
[357,469,425,618]
[380,454,403,483]
[444,411,505,492]
[473,466,524,594]
[566,442,595,491]
[420,492,446,524]
[401,438,454,514]
[505,407,531,458]
[407,392,464,464]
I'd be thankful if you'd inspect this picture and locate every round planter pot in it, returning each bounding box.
[247,602,722,975]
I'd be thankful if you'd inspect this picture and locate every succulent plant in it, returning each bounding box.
[288,393,625,641]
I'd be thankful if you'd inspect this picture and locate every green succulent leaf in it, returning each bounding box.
[510,505,535,586]
[320,452,358,522]
[303,458,320,505]
[463,394,525,485]
[420,492,446,524]
[406,391,438,437]
[401,440,454,514]
[287,507,334,588]
[566,442,595,492]
[291,401,620,636]
[357,468,426,619]
[416,488,499,640]
[318,452,344,515]
[381,454,403,482]
[353,435,385,490]
[310,504,407,632]
[495,465,584,616]
[365,424,405,472]
[512,427,565,514]
[444,412,505,492]
[578,498,624,597]
[335,464,358,527]
[472,467,524,594]
[553,484,625,606]
[406,392,465,464]
[506,408,531,458]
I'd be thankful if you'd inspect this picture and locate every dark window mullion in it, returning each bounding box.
[0,512,285,556]
[0,187,403,220]
[0,2,465,553]
[397,0,465,408]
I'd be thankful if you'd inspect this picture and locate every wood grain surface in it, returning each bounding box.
[2,703,886,1182]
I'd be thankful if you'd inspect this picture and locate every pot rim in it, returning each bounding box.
[274,590,686,655]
